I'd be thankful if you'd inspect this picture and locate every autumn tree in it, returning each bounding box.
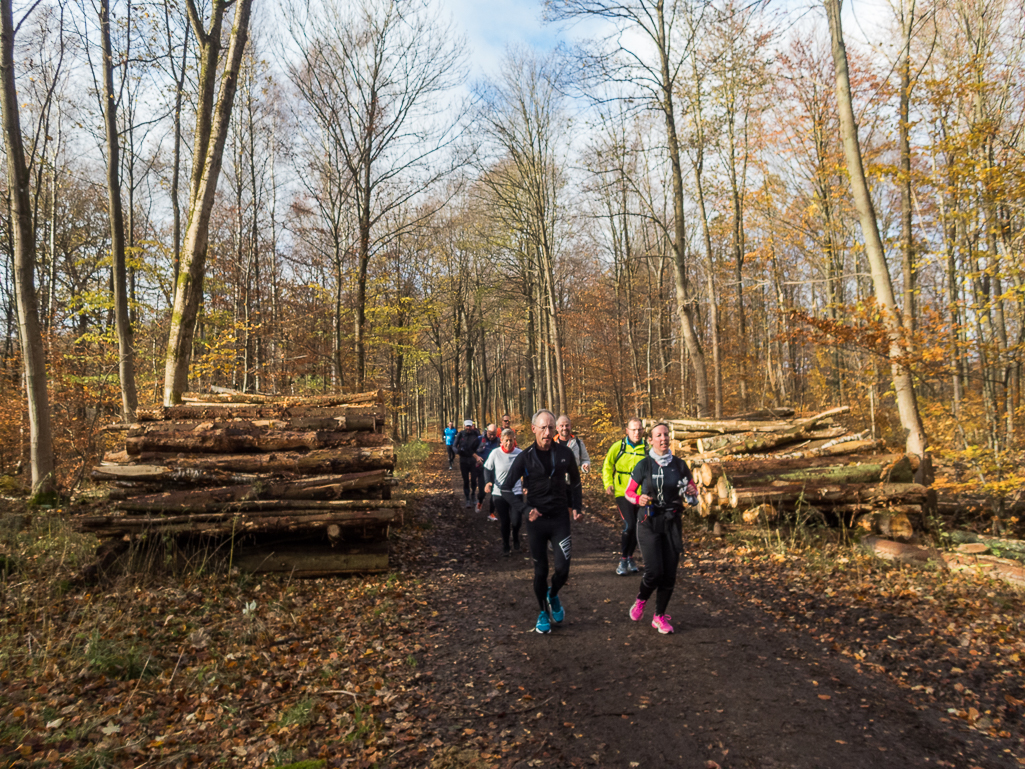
[476,48,569,415]
[549,0,711,416]
[825,0,927,456]
[286,0,466,388]
[163,0,254,405]
[0,0,57,497]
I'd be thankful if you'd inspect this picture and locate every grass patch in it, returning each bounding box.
[85,631,158,680]
[278,697,317,728]
[395,439,430,472]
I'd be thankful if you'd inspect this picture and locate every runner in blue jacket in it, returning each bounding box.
[443,421,457,470]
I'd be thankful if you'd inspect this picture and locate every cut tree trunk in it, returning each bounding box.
[181,389,381,406]
[125,427,389,455]
[713,456,915,489]
[695,453,914,487]
[127,416,380,434]
[728,481,931,510]
[80,508,399,531]
[106,470,388,511]
[112,498,404,514]
[105,447,394,475]
[137,404,383,422]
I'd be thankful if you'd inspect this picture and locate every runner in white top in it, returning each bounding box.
[483,427,524,556]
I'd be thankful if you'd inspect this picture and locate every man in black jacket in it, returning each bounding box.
[499,409,582,634]
[454,420,482,507]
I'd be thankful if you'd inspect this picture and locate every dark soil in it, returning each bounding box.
[391,446,1020,769]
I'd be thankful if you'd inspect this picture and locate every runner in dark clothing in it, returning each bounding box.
[623,422,698,635]
[454,420,482,507]
[475,424,501,519]
[499,409,582,634]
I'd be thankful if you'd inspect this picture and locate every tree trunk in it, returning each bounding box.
[100,0,138,422]
[655,4,709,417]
[0,0,55,498]
[164,0,254,405]
[825,0,926,457]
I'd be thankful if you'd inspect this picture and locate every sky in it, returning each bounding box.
[441,0,562,77]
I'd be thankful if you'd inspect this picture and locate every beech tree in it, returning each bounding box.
[825,0,927,457]
[0,0,56,497]
[549,0,711,416]
[163,0,254,405]
[476,48,569,415]
[287,0,466,388]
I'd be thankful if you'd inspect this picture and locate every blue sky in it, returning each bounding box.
[440,0,575,78]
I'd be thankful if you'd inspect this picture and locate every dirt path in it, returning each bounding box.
[395,446,1012,769]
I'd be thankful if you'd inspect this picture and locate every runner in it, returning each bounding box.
[443,421,458,470]
[601,418,648,575]
[499,409,582,634]
[554,414,591,473]
[624,422,698,634]
[453,420,482,507]
[475,424,501,520]
[482,427,524,556]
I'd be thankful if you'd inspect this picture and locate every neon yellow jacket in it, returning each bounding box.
[601,438,647,497]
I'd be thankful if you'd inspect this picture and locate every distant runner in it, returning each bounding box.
[454,420,482,507]
[499,409,582,634]
[554,414,591,472]
[483,427,524,556]
[624,422,697,634]
[601,418,647,576]
[475,424,501,520]
[443,421,458,470]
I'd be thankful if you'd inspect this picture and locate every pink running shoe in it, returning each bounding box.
[651,614,674,634]
[629,598,646,621]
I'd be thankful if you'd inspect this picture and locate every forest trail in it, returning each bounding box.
[400,444,1011,769]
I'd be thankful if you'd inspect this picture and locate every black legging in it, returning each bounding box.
[494,493,523,550]
[526,513,571,611]
[477,475,494,511]
[635,517,680,616]
[617,496,639,559]
[459,456,479,499]
[446,445,455,464]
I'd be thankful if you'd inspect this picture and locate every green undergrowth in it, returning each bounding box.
[395,439,431,475]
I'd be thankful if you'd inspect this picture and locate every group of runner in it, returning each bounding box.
[445,410,699,637]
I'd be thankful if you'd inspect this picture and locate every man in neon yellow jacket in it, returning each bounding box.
[601,417,647,575]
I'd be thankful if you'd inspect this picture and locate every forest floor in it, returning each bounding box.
[2,443,1025,768]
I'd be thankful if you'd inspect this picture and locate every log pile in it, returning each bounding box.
[646,406,935,538]
[79,390,398,573]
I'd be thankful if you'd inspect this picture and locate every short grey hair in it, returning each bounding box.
[500,427,516,439]
[532,409,556,426]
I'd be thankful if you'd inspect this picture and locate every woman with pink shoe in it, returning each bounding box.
[622,422,697,634]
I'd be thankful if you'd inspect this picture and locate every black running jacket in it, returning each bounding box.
[499,443,582,518]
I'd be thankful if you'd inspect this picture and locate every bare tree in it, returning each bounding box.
[287,0,466,388]
[0,0,56,497]
[825,0,927,457]
[549,0,711,416]
[91,0,138,421]
[163,0,254,405]
[476,48,568,415]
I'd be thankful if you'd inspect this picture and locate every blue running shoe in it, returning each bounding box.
[547,589,564,623]
[535,610,552,634]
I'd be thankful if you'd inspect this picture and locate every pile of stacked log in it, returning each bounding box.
[78,390,399,574]
[648,406,935,539]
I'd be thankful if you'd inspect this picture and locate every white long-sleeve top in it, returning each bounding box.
[484,446,523,496]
